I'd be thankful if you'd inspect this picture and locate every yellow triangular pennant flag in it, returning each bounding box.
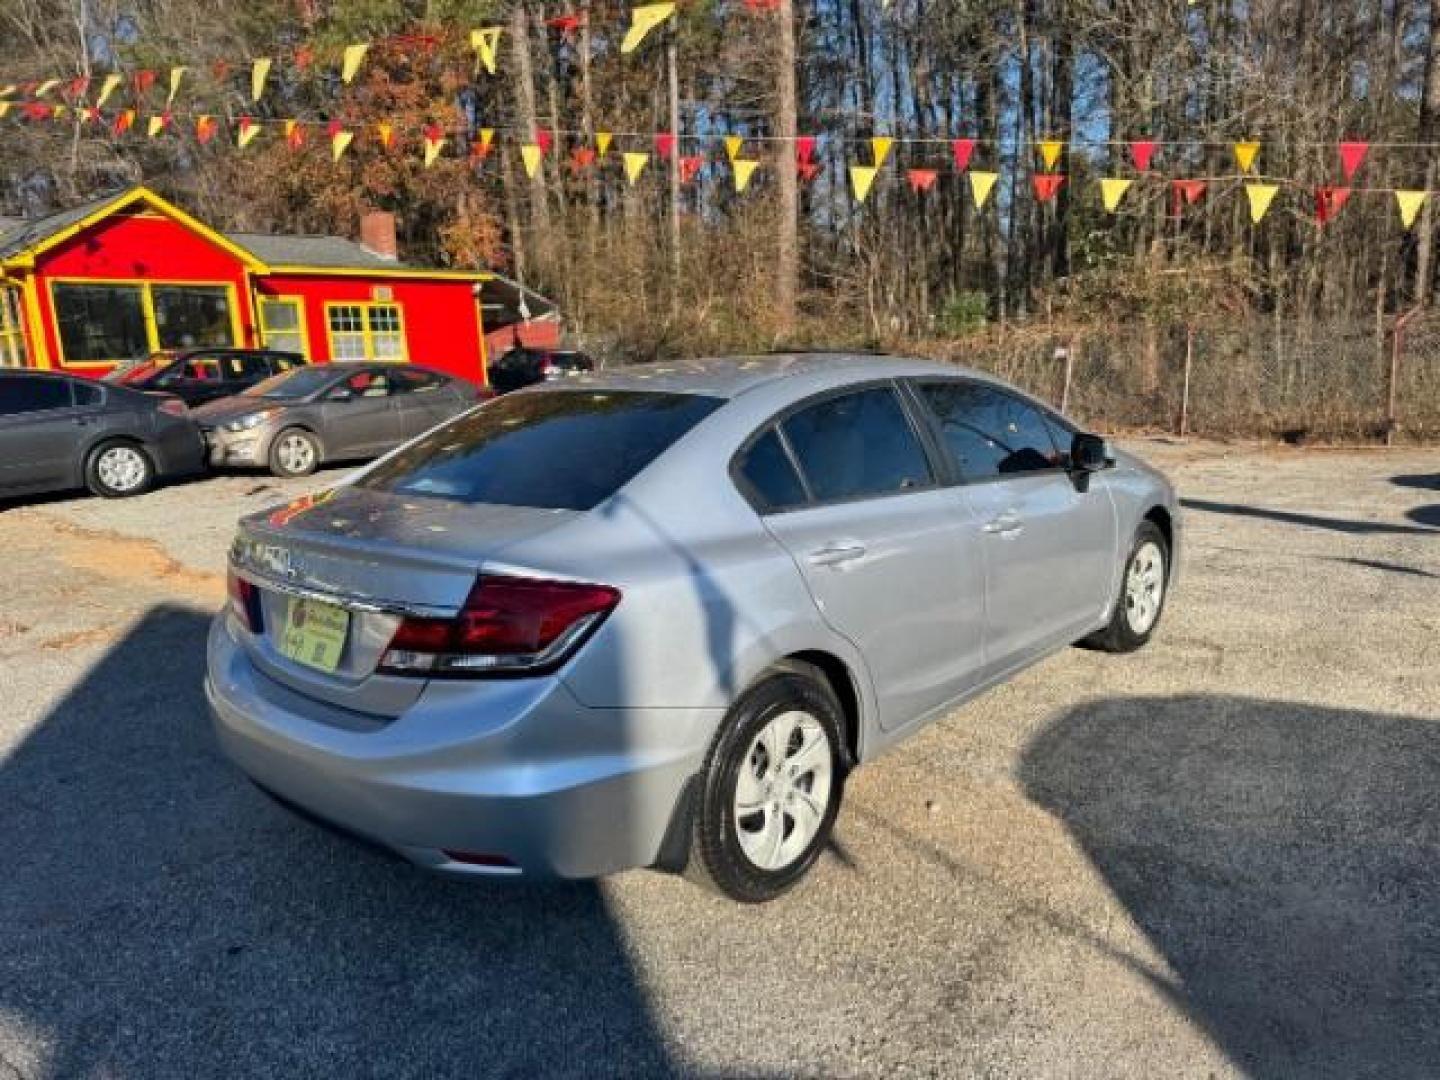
[424,134,445,167]
[52,105,67,120]
[237,121,260,150]
[251,58,271,102]
[622,2,676,53]
[471,27,503,75]
[1099,177,1133,213]
[283,119,300,144]
[341,43,369,84]
[1038,139,1064,170]
[1233,140,1260,173]
[34,79,58,98]
[849,164,879,203]
[0,102,11,119]
[0,85,13,98]
[167,67,186,106]
[521,143,543,178]
[96,73,122,107]
[1395,189,1428,229]
[596,131,613,159]
[724,135,744,162]
[147,115,166,138]
[733,159,760,193]
[969,170,998,209]
[479,128,494,149]
[871,136,893,168]
[1245,182,1278,223]
[623,152,649,184]
[376,121,393,149]
[331,130,354,162]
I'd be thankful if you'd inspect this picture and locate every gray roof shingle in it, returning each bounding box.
[0,190,133,261]
[228,233,404,270]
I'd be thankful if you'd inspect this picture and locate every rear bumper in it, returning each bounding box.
[205,613,715,879]
[151,420,207,478]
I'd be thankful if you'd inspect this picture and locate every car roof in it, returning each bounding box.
[558,352,981,399]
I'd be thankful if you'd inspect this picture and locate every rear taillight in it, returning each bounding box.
[227,568,264,633]
[156,396,187,417]
[379,575,620,677]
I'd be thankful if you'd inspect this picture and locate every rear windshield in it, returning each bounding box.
[356,389,722,510]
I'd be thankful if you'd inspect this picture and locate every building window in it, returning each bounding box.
[51,281,237,365]
[152,285,233,349]
[259,297,307,356]
[53,283,149,364]
[326,302,407,362]
[0,286,27,368]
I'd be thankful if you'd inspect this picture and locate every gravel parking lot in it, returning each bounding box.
[2,442,1438,1079]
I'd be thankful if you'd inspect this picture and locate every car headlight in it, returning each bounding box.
[223,409,279,432]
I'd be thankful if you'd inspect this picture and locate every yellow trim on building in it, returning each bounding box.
[19,273,51,369]
[269,264,492,282]
[257,295,312,358]
[46,276,244,369]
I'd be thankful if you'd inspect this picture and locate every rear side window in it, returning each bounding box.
[780,387,932,503]
[357,390,723,510]
[73,382,104,406]
[737,429,807,512]
[918,382,1063,480]
[390,368,444,394]
[0,376,72,415]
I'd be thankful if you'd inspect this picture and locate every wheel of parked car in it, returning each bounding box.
[689,662,847,902]
[84,439,155,498]
[1083,520,1170,653]
[268,428,321,478]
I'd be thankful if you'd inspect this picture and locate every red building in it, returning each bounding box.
[0,185,556,384]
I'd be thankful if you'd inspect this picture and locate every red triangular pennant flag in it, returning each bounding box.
[1316,185,1352,224]
[83,106,101,124]
[111,109,134,136]
[536,128,553,155]
[22,102,52,121]
[679,155,703,184]
[66,76,90,101]
[1032,173,1065,202]
[294,46,315,71]
[951,138,976,171]
[212,60,230,82]
[798,161,822,183]
[1130,140,1157,172]
[570,146,596,172]
[1338,141,1369,182]
[655,132,675,160]
[1171,179,1207,216]
[132,69,156,95]
[286,121,305,149]
[795,135,816,165]
[907,168,939,193]
[547,13,584,33]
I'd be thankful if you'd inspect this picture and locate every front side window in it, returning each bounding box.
[0,375,72,415]
[0,287,28,368]
[358,390,723,511]
[53,284,148,364]
[151,286,233,349]
[780,387,932,503]
[918,382,1064,480]
[327,303,406,362]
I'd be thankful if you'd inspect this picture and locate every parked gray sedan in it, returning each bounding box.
[193,362,481,477]
[207,354,1180,902]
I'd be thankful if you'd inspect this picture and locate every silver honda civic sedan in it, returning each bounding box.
[206,354,1180,902]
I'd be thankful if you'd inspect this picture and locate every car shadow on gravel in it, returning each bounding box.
[1019,694,1440,1079]
[0,605,683,1079]
[1181,497,1439,536]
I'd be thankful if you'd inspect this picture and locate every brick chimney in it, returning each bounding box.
[358,210,398,261]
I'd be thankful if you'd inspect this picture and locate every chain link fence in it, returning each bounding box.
[935,317,1440,443]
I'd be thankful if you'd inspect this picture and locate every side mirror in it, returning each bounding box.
[1070,432,1108,473]
[326,387,354,402]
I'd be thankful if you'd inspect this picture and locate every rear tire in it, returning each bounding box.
[268,428,320,478]
[85,440,154,498]
[688,663,846,903]
[1084,520,1169,653]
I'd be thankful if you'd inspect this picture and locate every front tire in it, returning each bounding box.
[268,428,320,478]
[689,664,846,903]
[85,440,154,498]
[1084,520,1170,653]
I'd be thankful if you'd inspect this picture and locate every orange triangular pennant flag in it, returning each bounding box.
[1032,173,1065,202]
[907,168,938,193]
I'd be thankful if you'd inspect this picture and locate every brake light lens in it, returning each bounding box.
[227,568,264,633]
[380,575,620,677]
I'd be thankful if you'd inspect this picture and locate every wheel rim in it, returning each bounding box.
[277,434,314,473]
[1124,540,1166,635]
[96,446,147,492]
[733,710,833,872]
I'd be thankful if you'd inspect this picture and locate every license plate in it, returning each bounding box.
[277,596,350,673]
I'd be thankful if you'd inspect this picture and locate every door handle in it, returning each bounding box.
[807,542,867,568]
[983,511,1023,535]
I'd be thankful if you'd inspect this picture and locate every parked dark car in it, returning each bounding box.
[0,370,205,499]
[487,346,595,394]
[192,362,486,477]
[106,348,305,408]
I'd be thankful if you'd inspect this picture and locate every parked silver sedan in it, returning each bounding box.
[206,354,1180,902]
[193,362,482,477]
